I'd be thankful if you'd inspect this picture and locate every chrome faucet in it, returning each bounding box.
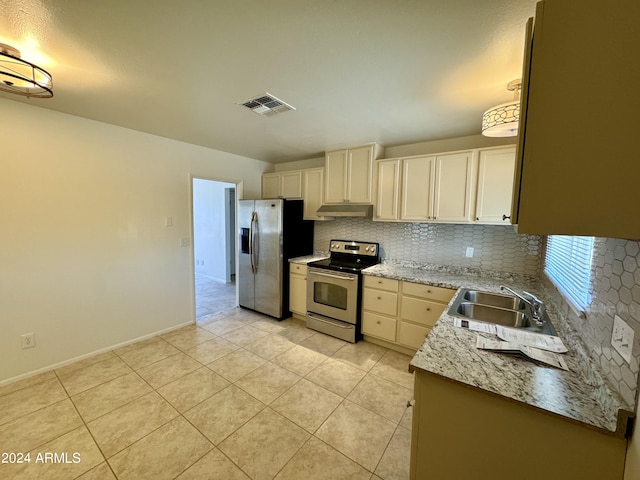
[500,285,546,326]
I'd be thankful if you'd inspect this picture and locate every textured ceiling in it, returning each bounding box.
[0,0,537,163]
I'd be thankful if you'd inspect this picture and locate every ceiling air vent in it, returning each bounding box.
[238,92,295,117]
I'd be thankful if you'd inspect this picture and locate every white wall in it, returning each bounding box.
[193,179,235,281]
[0,99,270,383]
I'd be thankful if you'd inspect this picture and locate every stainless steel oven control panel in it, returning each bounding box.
[328,240,378,256]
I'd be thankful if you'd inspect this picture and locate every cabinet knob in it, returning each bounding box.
[476,217,479,221]
[427,289,432,293]
[502,214,511,221]
[376,320,381,325]
[377,296,382,300]
[426,307,431,311]
[378,280,383,284]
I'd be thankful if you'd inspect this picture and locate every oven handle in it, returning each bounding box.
[307,269,356,281]
[307,313,354,329]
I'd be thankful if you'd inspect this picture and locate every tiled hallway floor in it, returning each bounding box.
[0,308,414,480]
[195,273,236,321]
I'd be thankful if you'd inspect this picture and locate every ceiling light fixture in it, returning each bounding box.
[0,43,53,98]
[481,79,521,137]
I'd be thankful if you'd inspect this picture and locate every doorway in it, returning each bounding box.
[192,177,237,322]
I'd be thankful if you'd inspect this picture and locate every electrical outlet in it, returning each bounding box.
[465,247,474,258]
[21,333,36,349]
[611,315,634,364]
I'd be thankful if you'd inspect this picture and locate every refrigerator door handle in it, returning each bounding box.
[250,211,258,273]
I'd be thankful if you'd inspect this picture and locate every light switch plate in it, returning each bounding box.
[465,247,474,258]
[611,315,634,364]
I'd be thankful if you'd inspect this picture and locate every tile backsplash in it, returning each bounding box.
[314,218,543,276]
[542,237,640,407]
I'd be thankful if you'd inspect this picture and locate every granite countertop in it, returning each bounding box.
[363,262,633,438]
[288,254,329,264]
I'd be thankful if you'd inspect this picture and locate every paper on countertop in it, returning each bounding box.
[453,318,497,334]
[476,337,569,371]
[495,326,568,353]
[453,319,568,353]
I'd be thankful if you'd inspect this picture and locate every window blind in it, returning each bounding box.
[544,235,595,314]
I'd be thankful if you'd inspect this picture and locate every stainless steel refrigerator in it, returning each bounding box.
[238,199,314,319]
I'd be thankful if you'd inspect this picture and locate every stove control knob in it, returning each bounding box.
[370,245,376,253]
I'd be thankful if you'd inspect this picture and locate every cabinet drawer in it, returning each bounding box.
[402,282,455,303]
[290,263,307,275]
[363,288,398,316]
[398,321,430,350]
[362,312,397,342]
[401,296,446,327]
[364,275,399,292]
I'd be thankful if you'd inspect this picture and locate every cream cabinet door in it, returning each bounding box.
[363,288,398,316]
[347,145,374,203]
[289,267,307,316]
[280,171,302,199]
[375,159,401,220]
[262,171,302,199]
[433,151,476,223]
[262,173,281,199]
[362,312,397,342]
[401,155,435,221]
[475,147,516,224]
[324,150,348,203]
[302,168,329,220]
[398,322,430,350]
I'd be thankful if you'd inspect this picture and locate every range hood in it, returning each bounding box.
[316,204,373,217]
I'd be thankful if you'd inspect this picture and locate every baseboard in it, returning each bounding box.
[0,320,194,388]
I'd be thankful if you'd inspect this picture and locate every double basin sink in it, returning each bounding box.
[448,288,557,336]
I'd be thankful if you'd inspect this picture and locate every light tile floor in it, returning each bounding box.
[195,273,236,321]
[0,281,414,480]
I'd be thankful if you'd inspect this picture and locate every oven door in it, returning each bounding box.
[306,267,358,324]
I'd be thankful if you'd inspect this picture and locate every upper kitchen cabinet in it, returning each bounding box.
[324,143,384,204]
[401,155,435,221]
[513,0,640,238]
[262,171,302,199]
[374,158,401,220]
[432,151,476,223]
[475,146,516,224]
[301,168,332,221]
[375,150,476,223]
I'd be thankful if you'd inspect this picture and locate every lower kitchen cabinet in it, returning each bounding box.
[362,275,454,352]
[410,369,627,480]
[362,311,397,341]
[289,263,307,318]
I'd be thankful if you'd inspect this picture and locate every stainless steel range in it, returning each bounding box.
[306,240,380,343]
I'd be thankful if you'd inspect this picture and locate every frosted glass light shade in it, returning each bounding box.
[481,100,520,137]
